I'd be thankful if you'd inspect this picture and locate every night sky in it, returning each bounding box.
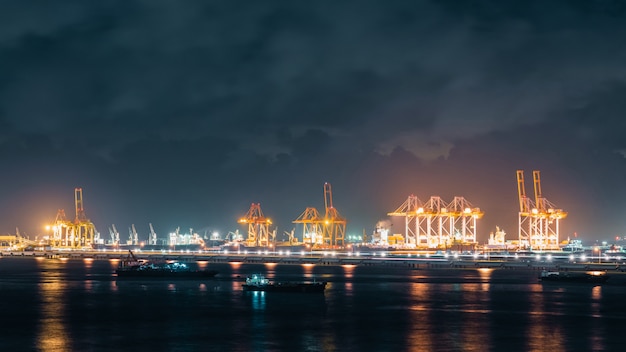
[1,0,626,243]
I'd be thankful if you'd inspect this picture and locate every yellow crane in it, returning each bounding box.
[238,203,272,247]
[321,183,346,247]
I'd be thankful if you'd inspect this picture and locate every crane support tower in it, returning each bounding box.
[322,183,346,247]
[447,196,484,245]
[293,207,323,246]
[238,203,272,247]
[517,170,567,250]
[293,183,347,249]
[72,188,97,248]
[387,195,422,247]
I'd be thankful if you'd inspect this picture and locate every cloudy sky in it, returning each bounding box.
[1,0,625,244]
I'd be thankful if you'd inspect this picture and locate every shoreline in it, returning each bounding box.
[2,250,626,274]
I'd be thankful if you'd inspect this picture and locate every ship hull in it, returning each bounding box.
[539,271,609,284]
[243,282,327,293]
[116,268,219,278]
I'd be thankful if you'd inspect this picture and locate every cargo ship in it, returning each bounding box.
[115,250,218,278]
[242,274,327,293]
[539,270,609,284]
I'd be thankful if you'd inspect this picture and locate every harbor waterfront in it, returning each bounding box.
[2,254,626,351]
[2,249,626,273]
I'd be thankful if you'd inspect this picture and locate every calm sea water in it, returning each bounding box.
[1,257,626,352]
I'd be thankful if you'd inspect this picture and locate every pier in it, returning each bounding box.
[2,250,625,273]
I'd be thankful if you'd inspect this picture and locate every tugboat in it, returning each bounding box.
[115,250,218,278]
[242,274,327,293]
[539,270,609,284]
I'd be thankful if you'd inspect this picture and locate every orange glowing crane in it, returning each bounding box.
[517,170,567,250]
[517,170,535,248]
[49,188,97,248]
[50,209,72,247]
[238,203,272,247]
[293,207,323,246]
[532,170,567,250]
[321,182,346,247]
[72,188,97,248]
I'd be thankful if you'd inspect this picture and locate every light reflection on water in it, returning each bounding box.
[2,258,625,351]
[36,261,70,352]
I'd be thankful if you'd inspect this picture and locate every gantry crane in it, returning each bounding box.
[49,188,97,248]
[321,183,346,247]
[72,188,96,248]
[420,196,450,248]
[388,195,422,247]
[50,209,73,247]
[293,207,323,246]
[129,224,138,245]
[532,170,567,250]
[389,195,484,249]
[293,183,347,248]
[517,170,535,248]
[238,203,272,247]
[149,223,157,245]
[517,170,567,250]
[447,196,484,245]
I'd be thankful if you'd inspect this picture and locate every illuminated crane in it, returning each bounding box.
[447,196,484,245]
[532,170,567,250]
[50,209,73,247]
[294,207,323,246]
[238,203,272,247]
[388,195,422,247]
[129,224,138,245]
[149,223,157,245]
[48,188,97,248]
[517,170,567,250]
[321,183,346,247]
[420,196,450,248]
[517,170,536,248]
[72,188,96,248]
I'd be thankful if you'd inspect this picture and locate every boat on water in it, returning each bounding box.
[539,270,609,284]
[242,274,327,293]
[115,250,218,278]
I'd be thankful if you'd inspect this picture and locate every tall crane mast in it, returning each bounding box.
[130,224,138,245]
[112,224,120,245]
[321,183,346,247]
[238,203,272,247]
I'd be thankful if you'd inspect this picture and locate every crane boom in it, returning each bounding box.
[533,170,544,211]
[324,182,333,210]
[516,170,527,213]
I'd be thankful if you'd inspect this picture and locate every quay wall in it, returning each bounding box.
[2,250,625,272]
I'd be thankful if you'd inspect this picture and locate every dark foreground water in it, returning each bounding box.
[1,258,626,351]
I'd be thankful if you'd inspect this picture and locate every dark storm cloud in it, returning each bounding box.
[1,0,626,241]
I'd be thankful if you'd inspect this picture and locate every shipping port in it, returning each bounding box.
[1,171,624,265]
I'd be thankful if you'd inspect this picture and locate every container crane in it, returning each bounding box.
[388,195,422,247]
[447,196,483,246]
[149,223,157,245]
[321,183,346,247]
[238,203,272,247]
[517,170,567,250]
[532,170,567,250]
[72,188,96,248]
[293,207,323,246]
